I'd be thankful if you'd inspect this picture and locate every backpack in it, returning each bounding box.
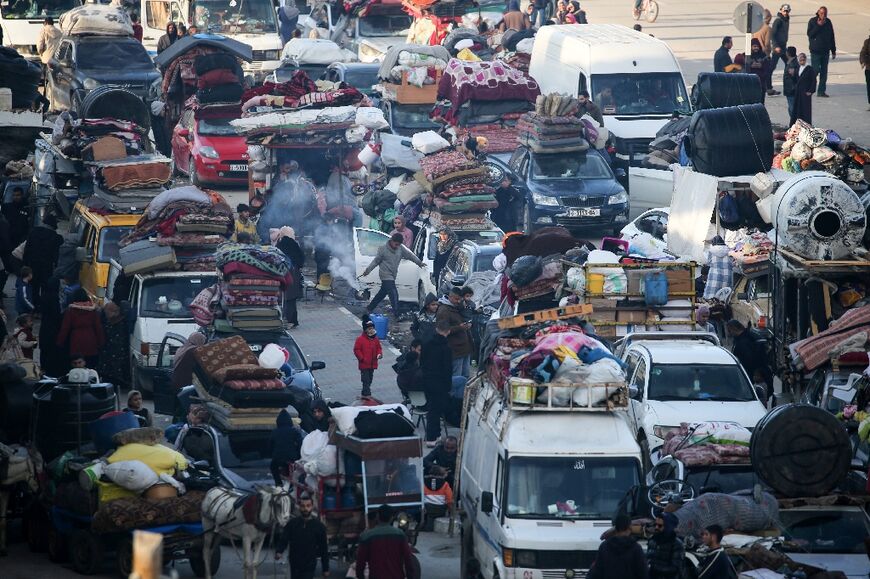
[718,193,740,226]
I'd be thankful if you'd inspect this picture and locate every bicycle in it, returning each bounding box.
[633,0,659,23]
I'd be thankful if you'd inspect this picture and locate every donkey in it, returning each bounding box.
[201,485,292,579]
[0,443,42,556]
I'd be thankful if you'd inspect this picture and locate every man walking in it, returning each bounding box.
[807,6,836,97]
[421,321,453,446]
[360,233,425,315]
[714,37,733,73]
[697,525,737,578]
[22,214,62,311]
[646,512,685,579]
[770,4,791,73]
[36,18,62,67]
[861,33,870,111]
[355,505,416,579]
[436,287,473,378]
[3,186,30,251]
[275,494,330,579]
[587,514,648,579]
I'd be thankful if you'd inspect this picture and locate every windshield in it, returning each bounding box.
[140,276,218,318]
[78,40,155,71]
[457,229,504,243]
[392,105,439,130]
[217,430,274,484]
[474,253,497,273]
[275,63,326,83]
[592,72,690,116]
[98,227,133,262]
[343,68,379,91]
[197,118,239,136]
[191,0,277,34]
[358,13,411,37]
[1,0,79,19]
[648,363,757,402]
[530,153,612,180]
[780,509,870,554]
[506,456,639,519]
[684,466,758,495]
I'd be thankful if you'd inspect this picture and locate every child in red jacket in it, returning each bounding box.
[354,319,382,397]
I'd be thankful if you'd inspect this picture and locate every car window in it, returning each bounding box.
[157,335,187,368]
[56,41,70,63]
[456,249,471,277]
[140,276,218,318]
[78,40,154,71]
[630,358,647,394]
[83,224,97,258]
[531,153,611,180]
[146,0,171,29]
[803,370,825,407]
[444,250,460,273]
[779,509,870,554]
[473,252,496,273]
[508,149,524,172]
[578,72,587,95]
[624,352,640,379]
[648,363,757,402]
[636,213,667,240]
[357,229,388,257]
[182,110,195,129]
[197,118,238,136]
[98,226,133,263]
[748,276,771,298]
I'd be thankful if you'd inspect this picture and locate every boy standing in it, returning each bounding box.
[13,314,37,359]
[354,318,382,397]
[15,266,34,315]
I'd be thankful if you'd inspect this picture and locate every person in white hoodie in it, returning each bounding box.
[36,18,62,66]
[703,236,733,300]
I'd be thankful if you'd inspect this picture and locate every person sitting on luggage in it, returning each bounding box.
[424,436,458,487]
[269,409,305,486]
[393,339,423,402]
[300,399,331,433]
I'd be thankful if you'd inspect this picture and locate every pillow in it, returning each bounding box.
[194,335,258,377]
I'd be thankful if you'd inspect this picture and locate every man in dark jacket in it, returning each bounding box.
[726,319,772,399]
[770,4,791,72]
[275,494,329,579]
[0,211,11,296]
[411,293,438,344]
[421,321,453,445]
[713,36,733,72]
[393,339,422,400]
[807,5,836,97]
[22,214,62,311]
[300,399,331,433]
[578,90,604,126]
[783,46,800,117]
[355,505,416,579]
[424,435,458,487]
[587,514,648,579]
[3,186,30,249]
[269,409,304,486]
[492,177,521,233]
[436,288,473,378]
[646,512,685,579]
[698,525,737,579]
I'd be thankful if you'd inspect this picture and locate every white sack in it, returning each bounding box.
[103,460,159,493]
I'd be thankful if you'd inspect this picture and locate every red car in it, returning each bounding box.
[171,109,248,186]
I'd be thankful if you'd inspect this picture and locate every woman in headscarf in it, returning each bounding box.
[57,288,105,370]
[98,301,129,387]
[276,228,304,328]
[157,22,179,54]
[695,304,717,335]
[433,226,457,283]
[172,331,206,390]
[703,236,733,300]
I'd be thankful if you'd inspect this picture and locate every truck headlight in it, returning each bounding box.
[608,191,628,205]
[532,192,559,206]
[199,146,220,159]
[515,550,537,567]
[82,78,100,90]
[254,49,281,61]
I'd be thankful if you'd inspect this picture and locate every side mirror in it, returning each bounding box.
[177,128,190,138]
[193,460,210,470]
[629,385,641,400]
[736,293,748,300]
[754,384,768,403]
[310,361,326,371]
[75,246,91,262]
[615,168,627,178]
[451,275,467,287]
[480,491,494,514]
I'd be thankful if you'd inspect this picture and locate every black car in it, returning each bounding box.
[322,62,380,98]
[381,100,440,137]
[486,146,629,235]
[437,240,502,296]
[46,35,160,113]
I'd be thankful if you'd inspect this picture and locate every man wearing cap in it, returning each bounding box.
[771,4,791,73]
[360,233,425,315]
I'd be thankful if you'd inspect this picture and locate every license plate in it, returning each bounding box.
[567,208,600,217]
[230,164,248,172]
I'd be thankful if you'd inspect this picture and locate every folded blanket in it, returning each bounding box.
[223,378,286,391]
[222,262,292,288]
[221,294,280,307]
[227,277,282,288]
[433,197,499,213]
[213,364,279,383]
[418,150,479,181]
[157,233,226,246]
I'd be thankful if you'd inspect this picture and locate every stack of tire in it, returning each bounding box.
[0,46,41,109]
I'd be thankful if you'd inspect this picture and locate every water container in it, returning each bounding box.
[89,410,139,455]
[587,274,605,294]
[370,314,388,340]
[32,380,117,461]
[0,88,12,111]
[322,491,337,510]
[643,271,668,306]
[340,486,357,508]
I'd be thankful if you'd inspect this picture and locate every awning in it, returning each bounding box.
[154,33,253,69]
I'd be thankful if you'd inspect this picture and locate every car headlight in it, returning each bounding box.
[82,78,100,90]
[199,146,220,159]
[532,192,559,206]
[608,191,629,205]
[254,49,281,61]
[653,425,681,439]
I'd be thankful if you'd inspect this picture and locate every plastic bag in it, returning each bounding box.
[103,460,159,493]
[790,141,812,161]
[355,107,389,130]
[510,255,544,287]
[259,344,289,369]
[412,131,450,154]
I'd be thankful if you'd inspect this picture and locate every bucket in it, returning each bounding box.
[0,88,11,111]
[510,378,535,405]
[370,314,388,339]
[644,271,669,306]
[357,143,381,166]
[323,491,337,510]
[89,410,140,455]
[587,274,605,294]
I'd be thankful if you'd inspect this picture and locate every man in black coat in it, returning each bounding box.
[22,214,62,311]
[587,514,648,579]
[713,36,733,73]
[269,409,304,486]
[421,320,454,445]
[726,319,772,399]
[424,435,458,487]
[770,4,791,71]
[275,494,329,579]
[300,399,331,433]
[0,211,11,296]
[2,186,30,249]
[698,525,737,578]
[492,177,521,233]
[807,5,836,97]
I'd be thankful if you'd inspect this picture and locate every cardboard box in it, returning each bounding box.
[617,309,649,323]
[84,136,126,161]
[588,298,617,321]
[665,268,693,294]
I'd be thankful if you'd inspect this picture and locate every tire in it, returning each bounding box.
[189,157,201,187]
[47,525,66,562]
[632,7,642,20]
[115,536,133,579]
[69,529,103,575]
[646,0,659,22]
[189,544,221,578]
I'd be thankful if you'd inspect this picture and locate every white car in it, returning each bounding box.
[620,207,670,258]
[354,227,436,307]
[778,505,870,578]
[621,336,768,466]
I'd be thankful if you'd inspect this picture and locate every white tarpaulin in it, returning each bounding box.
[666,167,719,262]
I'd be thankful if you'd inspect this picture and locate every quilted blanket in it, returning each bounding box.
[790,304,870,370]
[437,58,540,124]
[418,150,479,181]
[433,196,498,213]
[213,364,278,383]
[91,491,205,533]
[216,243,292,278]
[222,262,292,288]
[194,335,258,378]
[223,378,286,391]
[221,293,280,307]
[157,233,225,247]
[228,277,282,288]
[100,161,171,191]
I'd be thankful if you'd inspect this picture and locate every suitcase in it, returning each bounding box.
[118,240,176,274]
[353,409,415,439]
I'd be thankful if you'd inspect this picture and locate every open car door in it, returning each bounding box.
[151,331,188,416]
[353,227,419,301]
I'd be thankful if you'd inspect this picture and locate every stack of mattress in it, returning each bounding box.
[516,94,592,153]
[416,149,497,217]
[194,53,244,105]
[215,243,293,331]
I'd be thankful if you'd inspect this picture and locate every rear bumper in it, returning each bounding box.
[195,157,248,184]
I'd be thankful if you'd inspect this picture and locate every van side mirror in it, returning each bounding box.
[451,275,467,287]
[629,385,641,400]
[481,491,494,514]
[310,361,326,371]
[75,246,91,262]
[615,168,627,178]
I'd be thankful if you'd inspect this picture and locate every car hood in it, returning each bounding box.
[785,554,870,578]
[80,69,160,86]
[645,400,767,430]
[197,133,248,158]
[527,178,622,198]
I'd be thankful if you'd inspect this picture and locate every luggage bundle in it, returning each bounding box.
[194,53,245,105]
[59,5,134,37]
[516,93,597,154]
[214,243,293,331]
[773,119,870,188]
[660,422,752,466]
[0,46,41,109]
[415,142,498,226]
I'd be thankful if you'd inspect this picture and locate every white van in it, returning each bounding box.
[460,379,643,578]
[0,0,81,61]
[138,0,282,79]
[528,25,690,175]
[108,261,217,393]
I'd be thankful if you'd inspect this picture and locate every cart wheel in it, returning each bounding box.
[188,543,221,578]
[25,505,48,553]
[69,529,103,575]
[116,536,133,579]
[47,524,67,563]
[645,0,659,22]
